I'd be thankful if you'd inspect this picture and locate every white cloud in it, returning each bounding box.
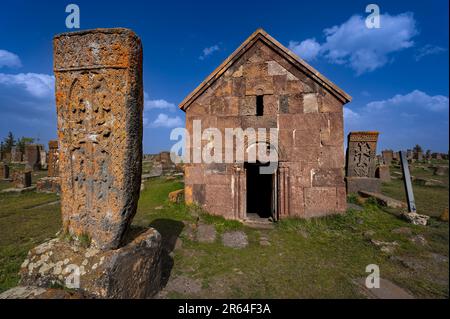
[343,107,361,123]
[344,90,449,152]
[0,50,22,68]
[366,90,448,112]
[288,12,418,75]
[0,72,54,98]
[288,38,321,61]
[414,44,447,61]
[150,113,183,128]
[144,96,176,111]
[199,44,220,60]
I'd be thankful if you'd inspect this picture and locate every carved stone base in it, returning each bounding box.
[345,177,381,194]
[19,227,162,299]
[36,177,61,194]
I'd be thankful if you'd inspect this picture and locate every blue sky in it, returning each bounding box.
[0,0,448,153]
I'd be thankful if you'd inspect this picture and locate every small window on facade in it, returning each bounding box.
[256,95,264,116]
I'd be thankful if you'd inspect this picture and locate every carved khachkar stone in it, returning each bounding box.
[54,28,144,250]
[345,132,381,194]
[25,144,41,171]
[48,140,59,177]
[346,132,379,178]
[2,28,163,299]
[13,171,32,188]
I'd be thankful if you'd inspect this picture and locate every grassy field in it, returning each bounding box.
[0,162,448,298]
[382,161,449,217]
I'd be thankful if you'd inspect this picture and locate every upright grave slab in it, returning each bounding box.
[345,131,381,193]
[18,28,162,299]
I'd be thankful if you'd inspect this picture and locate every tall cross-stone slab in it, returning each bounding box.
[345,131,381,194]
[54,28,143,250]
[346,131,379,178]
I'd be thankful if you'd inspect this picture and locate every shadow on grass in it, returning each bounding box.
[149,218,185,288]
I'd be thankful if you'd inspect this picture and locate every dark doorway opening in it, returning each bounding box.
[256,95,264,116]
[245,162,274,220]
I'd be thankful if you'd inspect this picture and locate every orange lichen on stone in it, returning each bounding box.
[53,28,143,250]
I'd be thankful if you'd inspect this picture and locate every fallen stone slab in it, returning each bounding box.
[222,231,248,249]
[158,275,202,297]
[356,278,414,299]
[358,191,407,209]
[409,234,428,246]
[0,186,36,194]
[370,239,399,254]
[347,203,364,211]
[196,224,216,243]
[0,286,85,299]
[413,178,444,187]
[401,212,430,226]
[432,166,448,176]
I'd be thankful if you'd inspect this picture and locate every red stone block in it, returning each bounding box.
[336,186,347,212]
[294,130,320,147]
[318,146,345,168]
[319,90,343,113]
[289,184,305,217]
[245,76,274,95]
[288,93,303,114]
[184,165,205,184]
[312,168,345,187]
[243,62,268,78]
[272,75,287,93]
[304,187,337,217]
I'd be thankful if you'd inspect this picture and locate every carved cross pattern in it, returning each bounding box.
[69,73,112,151]
[67,72,113,210]
[353,142,371,177]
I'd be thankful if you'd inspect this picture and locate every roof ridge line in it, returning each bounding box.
[179,29,351,111]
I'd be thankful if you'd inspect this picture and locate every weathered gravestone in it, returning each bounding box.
[345,131,381,193]
[414,150,423,161]
[25,144,41,171]
[382,150,393,166]
[18,29,162,299]
[54,29,146,250]
[40,150,47,169]
[47,140,59,177]
[11,146,23,163]
[13,171,32,188]
[406,149,413,162]
[392,151,399,162]
[37,140,60,193]
[376,165,391,182]
[0,163,10,179]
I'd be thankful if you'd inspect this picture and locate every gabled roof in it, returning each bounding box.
[179,28,352,111]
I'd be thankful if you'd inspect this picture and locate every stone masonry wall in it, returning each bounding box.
[184,39,346,219]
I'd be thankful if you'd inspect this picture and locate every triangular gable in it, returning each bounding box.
[179,28,352,111]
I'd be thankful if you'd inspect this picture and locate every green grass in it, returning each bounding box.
[0,168,448,298]
[0,191,60,292]
[382,162,449,217]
